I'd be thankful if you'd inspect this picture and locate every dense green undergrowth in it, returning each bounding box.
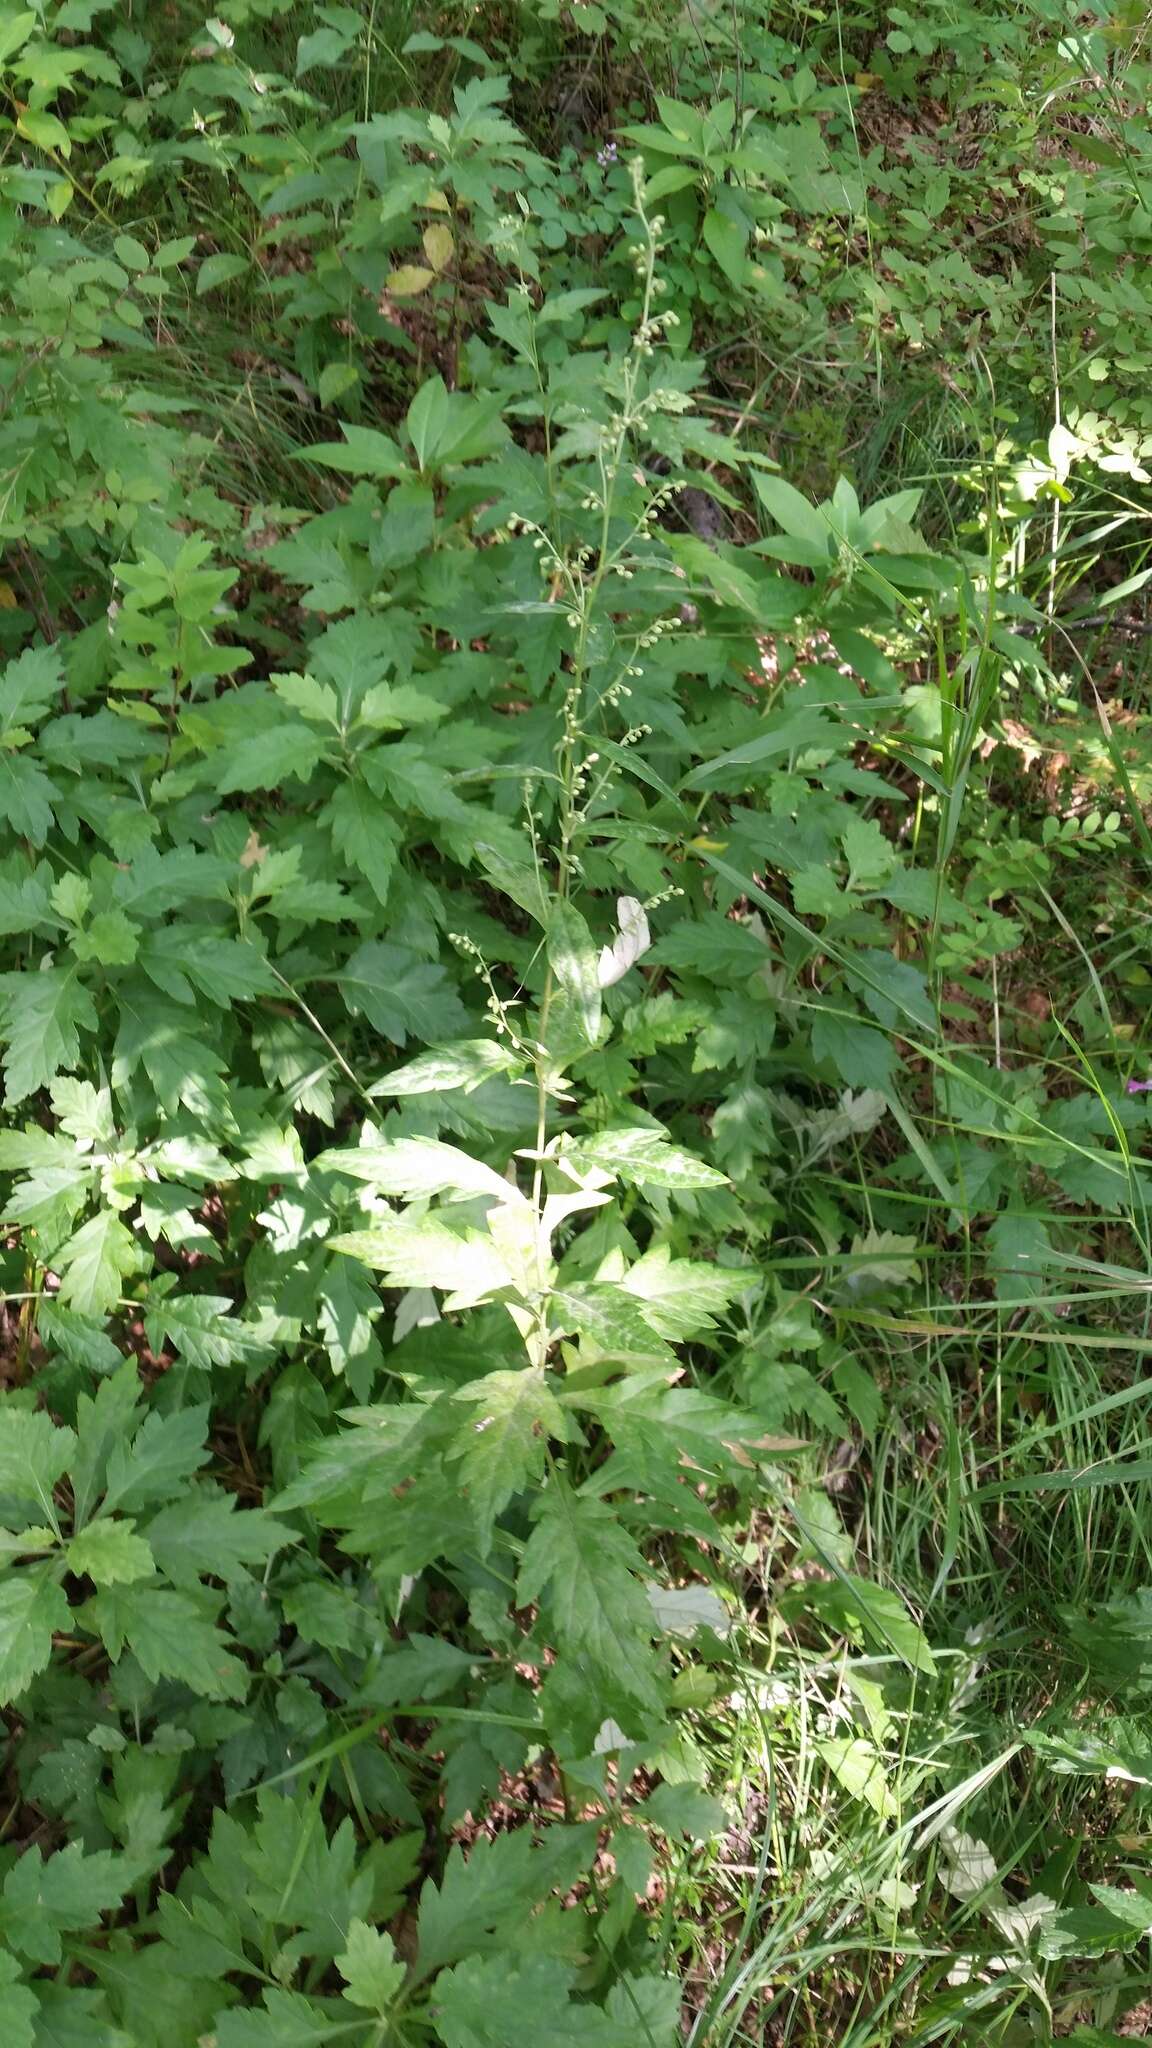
[3,2,1152,2043]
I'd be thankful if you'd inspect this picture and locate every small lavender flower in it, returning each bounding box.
[1126,1079,1152,1094]
[596,141,618,169]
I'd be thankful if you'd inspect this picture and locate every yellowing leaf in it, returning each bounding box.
[337,1919,406,2013]
[317,360,359,406]
[422,223,454,272]
[387,264,435,296]
[66,1519,154,1587]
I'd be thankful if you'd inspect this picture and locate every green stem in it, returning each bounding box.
[522,184,666,1376]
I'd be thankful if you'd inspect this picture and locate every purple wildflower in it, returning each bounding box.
[1126,1079,1152,1094]
[596,141,618,169]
